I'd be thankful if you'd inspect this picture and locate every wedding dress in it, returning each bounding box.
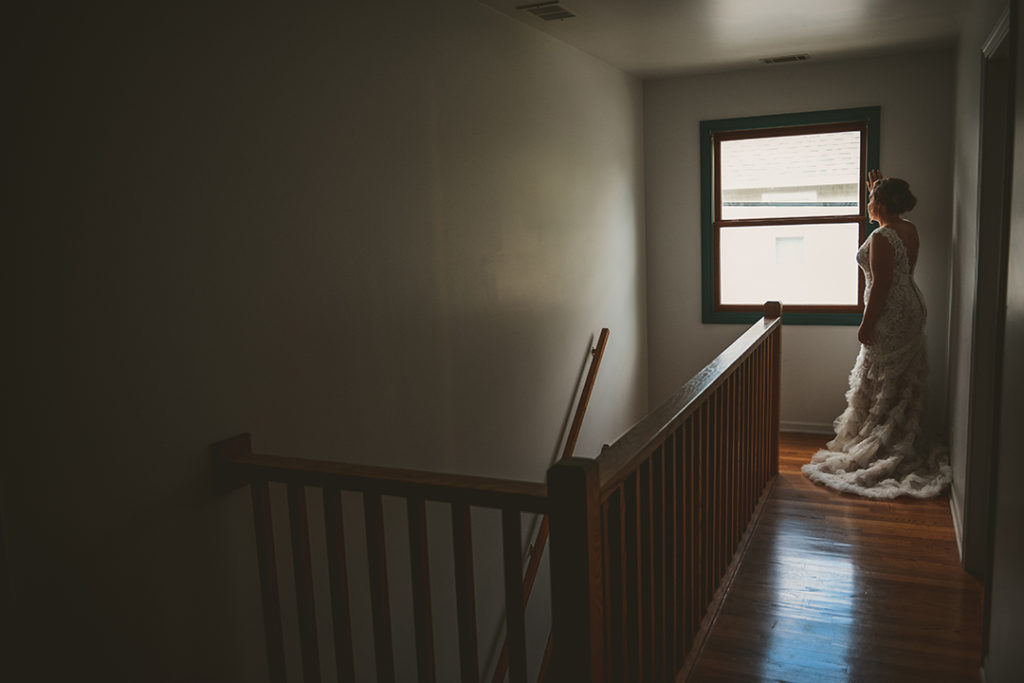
[802,226,951,499]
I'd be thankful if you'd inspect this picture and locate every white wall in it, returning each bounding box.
[7,1,647,680]
[644,49,956,435]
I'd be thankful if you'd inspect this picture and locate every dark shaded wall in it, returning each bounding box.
[8,2,647,680]
[986,3,1024,678]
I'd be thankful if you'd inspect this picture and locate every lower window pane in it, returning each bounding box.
[719,223,860,306]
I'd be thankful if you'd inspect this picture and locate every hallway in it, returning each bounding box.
[689,432,983,682]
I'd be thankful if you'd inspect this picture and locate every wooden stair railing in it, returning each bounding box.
[489,328,609,683]
[215,303,782,683]
[547,301,783,682]
[213,437,550,683]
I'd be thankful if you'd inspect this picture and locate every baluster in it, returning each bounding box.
[752,352,760,498]
[721,379,731,559]
[681,417,694,657]
[716,386,724,574]
[701,402,712,614]
[671,423,679,663]
[759,344,768,489]
[598,497,606,683]
[251,480,287,683]
[665,430,679,677]
[617,490,628,682]
[679,423,689,662]
[287,484,322,683]
[727,381,736,558]
[737,374,745,544]
[745,365,752,517]
[722,385,732,570]
[407,498,436,683]
[651,450,665,681]
[773,328,781,477]
[603,490,625,681]
[695,406,706,624]
[364,492,395,683]
[451,503,479,683]
[618,485,630,682]
[725,376,735,554]
[736,366,745,524]
[623,472,640,679]
[705,400,714,598]
[738,362,745,514]
[640,458,655,679]
[711,391,721,586]
[323,488,356,683]
[737,370,745,540]
[720,387,728,577]
[755,353,762,489]
[501,510,528,683]
[761,344,770,489]
[720,388,729,581]
[698,409,706,647]
[757,340,765,484]
[765,339,773,483]
[748,358,756,511]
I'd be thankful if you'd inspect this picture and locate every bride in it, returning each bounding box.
[802,170,951,499]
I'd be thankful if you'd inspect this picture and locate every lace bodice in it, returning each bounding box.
[856,227,926,352]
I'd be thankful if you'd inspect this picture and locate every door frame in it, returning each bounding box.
[961,4,1016,587]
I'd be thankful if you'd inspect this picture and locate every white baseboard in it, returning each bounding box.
[780,420,834,435]
[949,484,965,561]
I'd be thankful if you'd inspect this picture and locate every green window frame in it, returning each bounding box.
[700,106,881,325]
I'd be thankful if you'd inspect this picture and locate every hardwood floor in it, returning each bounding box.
[687,432,984,682]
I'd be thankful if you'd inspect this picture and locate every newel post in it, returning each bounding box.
[547,457,604,682]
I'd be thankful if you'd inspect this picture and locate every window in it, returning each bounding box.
[700,107,880,324]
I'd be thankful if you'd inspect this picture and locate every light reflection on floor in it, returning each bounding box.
[759,523,858,681]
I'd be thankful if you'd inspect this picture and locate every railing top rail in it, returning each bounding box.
[214,435,549,513]
[596,302,781,492]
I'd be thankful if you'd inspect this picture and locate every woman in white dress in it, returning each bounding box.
[802,170,951,499]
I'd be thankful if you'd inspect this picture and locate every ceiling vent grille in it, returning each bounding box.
[517,1,576,21]
[759,53,810,64]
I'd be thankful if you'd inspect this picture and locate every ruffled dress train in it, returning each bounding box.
[802,227,951,499]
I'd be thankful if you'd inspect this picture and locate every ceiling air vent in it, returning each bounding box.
[517,1,576,21]
[760,53,810,65]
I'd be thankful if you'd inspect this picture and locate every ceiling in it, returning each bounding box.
[476,0,967,78]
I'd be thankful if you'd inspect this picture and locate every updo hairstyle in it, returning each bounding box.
[871,177,917,214]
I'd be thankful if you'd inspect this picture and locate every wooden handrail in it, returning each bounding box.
[214,436,549,513]
[559,328,610,463]
[598,302,781,494]
[490,327,609,683]
[548,300,783,683]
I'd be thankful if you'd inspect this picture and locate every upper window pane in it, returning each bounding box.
[719,131,862,220]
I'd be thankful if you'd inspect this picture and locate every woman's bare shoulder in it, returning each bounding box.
[894,219,920,245]
[889,219,920,269]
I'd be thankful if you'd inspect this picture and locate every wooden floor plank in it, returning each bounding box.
[688,432,984,683]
